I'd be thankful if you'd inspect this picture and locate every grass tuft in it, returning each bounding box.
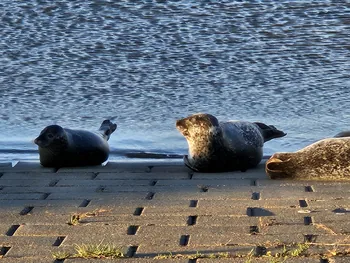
[68,214,81,226]
[74,243,124,259]
[52,251,71,260]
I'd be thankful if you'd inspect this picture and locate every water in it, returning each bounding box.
[0,1,349,162]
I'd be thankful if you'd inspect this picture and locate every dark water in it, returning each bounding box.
[0,1,349,162]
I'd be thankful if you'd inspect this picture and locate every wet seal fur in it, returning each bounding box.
[266,137,350,180]
[34,120,117,167]
[176,113,286,172]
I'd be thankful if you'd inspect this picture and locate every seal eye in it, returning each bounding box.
[47,133,54,139]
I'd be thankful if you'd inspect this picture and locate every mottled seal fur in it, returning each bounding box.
[34,120,117,167]
[266,137,350,180]
[176,113,286,172]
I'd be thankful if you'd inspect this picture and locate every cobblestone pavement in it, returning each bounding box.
[0,160,349,263]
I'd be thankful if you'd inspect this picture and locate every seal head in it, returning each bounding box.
[34,125,68,150]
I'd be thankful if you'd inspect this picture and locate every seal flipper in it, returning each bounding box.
[254,122,287,142]
[99,120,117,140]
[183,155,200,172]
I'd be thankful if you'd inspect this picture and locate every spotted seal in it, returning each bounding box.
[176,113,286,172]
[34,120,117,167]
[266,137,350,180]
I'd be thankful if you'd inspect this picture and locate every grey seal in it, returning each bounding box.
[266,137,350,180]
[176,113,286,172]
[34,120,117,167]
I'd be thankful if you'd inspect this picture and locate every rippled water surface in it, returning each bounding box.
[0,1,349,161]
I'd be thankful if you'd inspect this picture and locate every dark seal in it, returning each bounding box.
[34,120,117,167]
[334,131,350,138]
[176,113,286,172]
[266,137,350,180]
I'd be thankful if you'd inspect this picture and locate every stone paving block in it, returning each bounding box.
[0,199,83,208]
[136,244,254,258]
[48,192,149,201]
[0,193,47,200]
[95,172,190,180]
[0,236,59,246]
[62,233,138,246]
[0,257,55,263]
[153,191,256,200]
[138,225,250,238]
[0,214,71,225]
[15,224,128,237]
[193,172,267,180]
[190,233,304,246]
[4,245,55,258]
[0,178,53,187]
[142,205,248,216]
[0,224,12,236]
[259,190,346,200]
[155,179,252,187]
[149,164,191,173]
[0,162,12,168]
[65,259,189,263]
[197,199,300,209]
[193,163,267,180]
[0,186,99,194]
[103,185,196,193]
[307,198,350,209]
[196,215,259,226]
[314,221,350,235]
[309,183,350,192]
[10,162,56,173]
[0,172,95,180]
[81,214,190,226]
[313,214,350,224]
[46,187,151,198]
[260,225,332,235]
[333,257,350,263]
[256,179,323,187]
[57,162,151,173]
[56,179,162,187]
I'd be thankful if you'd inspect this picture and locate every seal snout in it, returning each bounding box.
[34,136,45,147]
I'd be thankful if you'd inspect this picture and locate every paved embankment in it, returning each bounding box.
[0,160,349,262]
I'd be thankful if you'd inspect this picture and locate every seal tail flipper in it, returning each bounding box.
[99,120,117,140]
[265,153,293,179]
[254,122,287,142]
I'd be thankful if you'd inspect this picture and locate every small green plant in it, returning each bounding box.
[74,243,124,259]
[68,214,81,225]
[52,251,71,260]
[188,251,205,259]
[289,243,310,257]
[243,249,255,263]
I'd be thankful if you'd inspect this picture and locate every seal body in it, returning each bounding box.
[176,113,286,172]
[266,137,350,180]
[34,120,117,167]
